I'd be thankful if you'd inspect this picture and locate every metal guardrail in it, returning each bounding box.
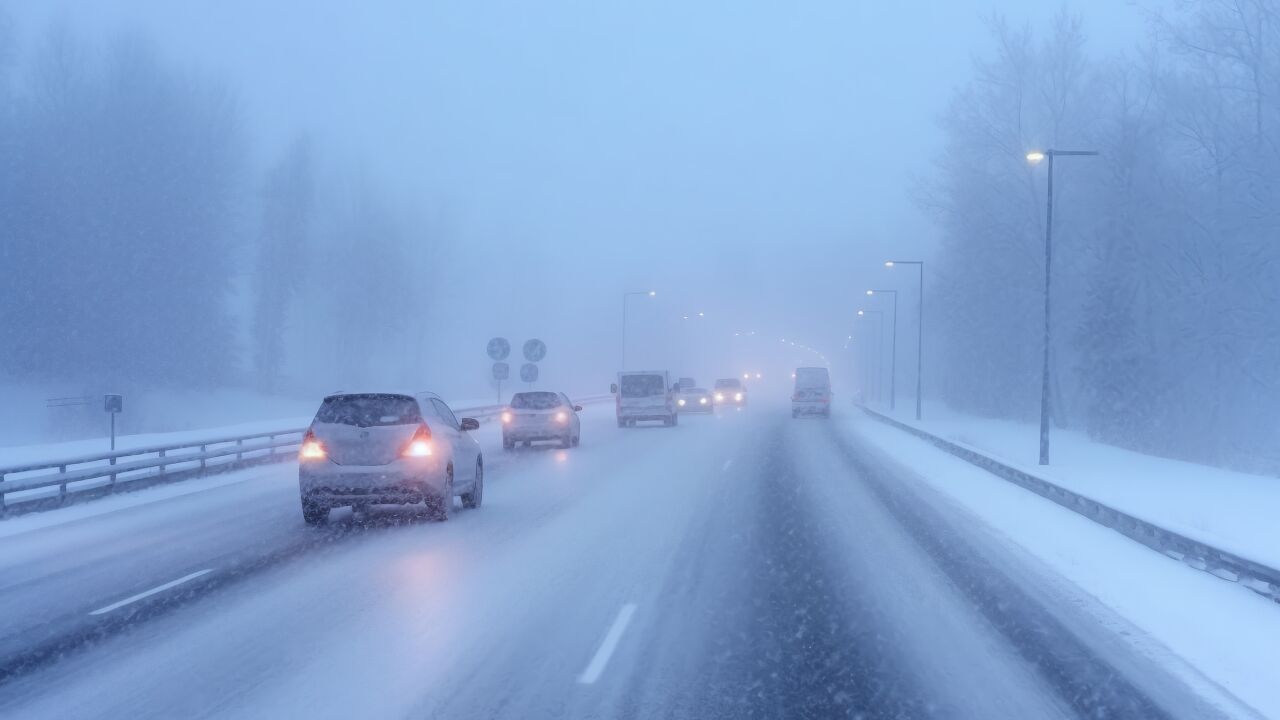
[859,406,1280,603]
[0,395,613,516]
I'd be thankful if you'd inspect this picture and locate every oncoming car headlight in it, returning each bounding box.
[734,392,743,401]
[699,397,708,405]
[555,411,568,423]
[678,399,686,406]
[715,393,724,401]
[501,412,513,424]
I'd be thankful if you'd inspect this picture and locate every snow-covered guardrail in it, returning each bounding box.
[860,406,1280,604]
[0,395,613,517]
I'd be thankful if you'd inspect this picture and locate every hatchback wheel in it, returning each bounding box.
[462,460,483,509]
[302,500,328,525]
[433,467,454,521]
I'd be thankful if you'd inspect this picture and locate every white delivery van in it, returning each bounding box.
[792,367,832,418]
[612,371,677,427]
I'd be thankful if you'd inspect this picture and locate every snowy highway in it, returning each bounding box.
[0,405,1237,719]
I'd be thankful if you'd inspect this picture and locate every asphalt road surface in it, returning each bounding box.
[0,404,1234,719]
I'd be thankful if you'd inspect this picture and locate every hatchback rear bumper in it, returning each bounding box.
[505,428,570,441]
[300,462,447,505]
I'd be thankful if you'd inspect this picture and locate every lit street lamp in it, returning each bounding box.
[885,260,924,420]
[621,290,656,369]
[1027,148,1099,465]
[866,289,898,411]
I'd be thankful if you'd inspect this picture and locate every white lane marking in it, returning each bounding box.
[577,603,637,685]
[89,569,214,616]
[722,459,733,472]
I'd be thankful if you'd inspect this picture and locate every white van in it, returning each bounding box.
[612,371,677,427]
[792,367,832,418]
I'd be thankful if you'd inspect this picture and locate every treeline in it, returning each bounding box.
[0,19,434,395]
[927,2,1280,469]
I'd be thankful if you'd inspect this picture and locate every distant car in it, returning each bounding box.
[713,378,747,406]
[676,377,697,392]
[297,391,483,524]
[613,371,677,427]
[676,386,715,413]
[792,367,832,418]
[502,391,582,449]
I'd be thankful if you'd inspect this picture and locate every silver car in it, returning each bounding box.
[502,391,582,449]
[676,386,715,414]
[298,391,484,524]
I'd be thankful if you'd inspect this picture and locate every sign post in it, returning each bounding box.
[522,339,547,389]
[487,337,511,403]
[491,362,510,403]
[103,394,123,451]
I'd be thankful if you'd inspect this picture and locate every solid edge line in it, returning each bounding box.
[576,603,637,685]
[89,569,214,616]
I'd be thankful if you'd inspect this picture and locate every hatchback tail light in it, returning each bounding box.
[402,423,433,457]
[299,428,327,460]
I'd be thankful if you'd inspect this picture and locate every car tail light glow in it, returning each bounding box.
[299,429,326,460]
[402,424,433,457]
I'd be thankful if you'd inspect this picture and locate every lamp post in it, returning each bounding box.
[1027,148,1098,465]
[857,309,884,403]
[866,289,898,411]
[621,290,656,369]
[885,260,924,420]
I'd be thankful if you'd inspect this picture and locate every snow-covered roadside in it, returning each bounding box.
[842,412,1280,719]
[860,405,1280,572]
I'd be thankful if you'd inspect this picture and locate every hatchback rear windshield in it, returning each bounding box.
[621,375,666,397]
[314,394,422,427]
[511,392,561,409]
[714,379,741,389]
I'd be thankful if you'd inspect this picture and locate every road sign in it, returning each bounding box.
[520,363,539,383]
[104,394,123,451]
[523,338,547,362]
[487,337,511,361]
[491,362,510,381]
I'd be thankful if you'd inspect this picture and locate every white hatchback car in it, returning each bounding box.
[298,391,483,524]
[502,391,582,449]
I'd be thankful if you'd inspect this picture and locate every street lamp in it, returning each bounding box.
[857,309,884,403]
[886,260,924,420]
[621,290,656,369]
[1027,148,1099,465]
[866,289,899,411]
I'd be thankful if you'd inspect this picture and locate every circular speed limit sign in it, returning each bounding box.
[523,338,547,362]
[487,337,511,361]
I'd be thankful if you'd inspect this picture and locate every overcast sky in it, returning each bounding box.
[5,0,1154,390]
